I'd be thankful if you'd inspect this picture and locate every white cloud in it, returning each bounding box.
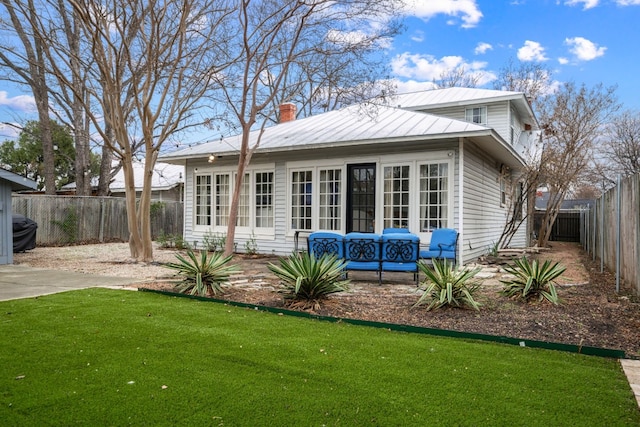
[517,40,548,62]
[393,79,439,94]
[0,91,36,113]
[474,42,493,55]
[558,57,570,65]
[403,0,483,28]
[565,36,606,61]
[615,0,640,5]
[411,30,425,43]
[390,52,496,86]
[0,123,21,139]
[565,0,600,9]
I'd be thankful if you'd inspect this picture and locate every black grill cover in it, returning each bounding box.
[12,214,37,252]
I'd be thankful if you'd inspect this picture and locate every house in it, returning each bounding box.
[0,167,37,264]
[61,161,184,202]
[160,87,538,264]
[107,161,184,202]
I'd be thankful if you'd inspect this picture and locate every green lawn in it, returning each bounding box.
[1,289,638,426]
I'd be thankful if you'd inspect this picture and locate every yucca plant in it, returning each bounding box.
[500,257,566,304]
[268,252,349,310]
[414,259,482,311]
[165,249,239,297]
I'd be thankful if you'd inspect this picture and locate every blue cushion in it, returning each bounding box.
[429,228,458,251]
[307,231,343,258]
[420,249,456,259]
[382,227,410,234]
[346,261,380,271]
[344,233,381,262]
[381,233,419,263]
[381,261,417,272]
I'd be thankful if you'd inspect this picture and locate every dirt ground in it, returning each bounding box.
[13,241,640,357]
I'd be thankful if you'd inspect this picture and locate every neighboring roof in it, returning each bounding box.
[109,161,184,192]
[0,167,38,191]
[391,87,539,129]
[535,191,594,211]
[160,103,513,163]
[61,161,184,192]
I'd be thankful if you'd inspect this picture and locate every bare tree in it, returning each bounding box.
[0,0,57,194]
[433,65,481,89]
[602,110,640,178]
[491,58,554,248]
[536,82,620,247]
[208,0,402,255]
[66,0,232,261]
[493,58,554,111]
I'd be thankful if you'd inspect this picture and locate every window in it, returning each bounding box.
[215,173,230,226]
[465,106,487,125]
[291,170,313,230]
[383,165,410,229]
[319,169,341,230]
[195,175,211,226]
[236,173,250,227]
[499,165,510,207]
[255,172,274,228]
[419,163,449,231]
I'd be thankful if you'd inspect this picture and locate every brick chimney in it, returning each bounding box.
[279,103,296,123]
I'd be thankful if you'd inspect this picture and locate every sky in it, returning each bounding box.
[1,0,639,143]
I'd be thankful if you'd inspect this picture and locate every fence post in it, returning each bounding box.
[616,174,621,293]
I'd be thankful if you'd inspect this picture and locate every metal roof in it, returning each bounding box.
[391,87,538,128]
[0,167,38,191]
[62,161,184,192]
[160,103,491,162]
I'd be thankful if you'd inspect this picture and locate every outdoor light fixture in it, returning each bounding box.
[208,154,216,163]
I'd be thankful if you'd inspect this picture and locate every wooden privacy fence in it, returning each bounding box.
[582,174,640,295]
[12,195,183,246]
[533,211,581,242]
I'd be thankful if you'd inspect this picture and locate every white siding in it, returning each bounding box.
[417,101,513,144]
[461,144,509,263]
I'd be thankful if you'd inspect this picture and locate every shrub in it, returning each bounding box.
[500,257,566,304]
[244,233,258,255]
[165,249,239,297]
[202,231,226,252]
[268,252,349,310]
[414,259,482,311]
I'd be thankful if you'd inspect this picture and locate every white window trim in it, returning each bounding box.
[286,162,346,236]
[378,158,454,241]
[192,166,275,237]
[465,105,488,125]
[415,159,454,241]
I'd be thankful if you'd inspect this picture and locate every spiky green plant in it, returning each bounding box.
[268,252,349,309]
[414,259,482,311]
[500,257,566,304]
[165,249,239,297]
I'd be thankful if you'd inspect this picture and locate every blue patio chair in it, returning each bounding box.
[344,232,381,281]
[307,231,344,259]
[419,228,458,264]
[381,233,420,284]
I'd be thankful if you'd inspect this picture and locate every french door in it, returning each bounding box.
[346,163,376,233]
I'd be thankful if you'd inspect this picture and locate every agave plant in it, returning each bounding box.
[414,259,482,311]
[268,252,349,310]
[165,249,239,297]
[500,257,566,304]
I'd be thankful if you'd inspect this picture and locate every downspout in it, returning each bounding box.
[458,137,464,264]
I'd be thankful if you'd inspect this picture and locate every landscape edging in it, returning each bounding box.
[138,288,627,359]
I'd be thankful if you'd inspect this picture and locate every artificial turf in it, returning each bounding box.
[1,288,638,426]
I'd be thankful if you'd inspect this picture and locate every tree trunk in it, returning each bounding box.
[138,150,157,262]
[121,152,142,259]
[34,96,56,194]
